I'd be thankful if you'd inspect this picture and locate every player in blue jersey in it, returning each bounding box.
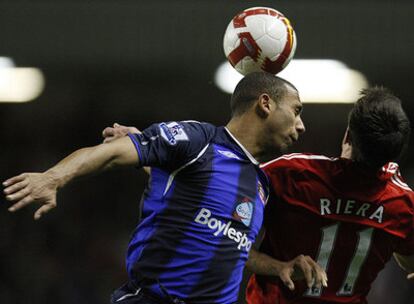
[4,72,321,304]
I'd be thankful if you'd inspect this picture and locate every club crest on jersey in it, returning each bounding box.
[233,200,253,227]
[159,122,189,145]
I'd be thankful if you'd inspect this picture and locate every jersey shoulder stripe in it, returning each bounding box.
[260,153,337,168]
[181,120,202,123]
[391,175,413,192]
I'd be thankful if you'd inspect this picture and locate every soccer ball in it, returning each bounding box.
[223,7,297,75]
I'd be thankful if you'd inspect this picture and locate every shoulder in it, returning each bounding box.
[377,163,414,208]
[383,165,414,216]
[178,120,217,140]
[260,153,339,172]
[155,120,217,146]
[134,120,218,169]
[383,162,413,193]
[180,120,217,135]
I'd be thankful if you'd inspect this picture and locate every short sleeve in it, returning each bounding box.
[128,121,215,171]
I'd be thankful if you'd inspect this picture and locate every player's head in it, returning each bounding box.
[231,72,298,117]
[347,87,411,168]
[230,72,305,156]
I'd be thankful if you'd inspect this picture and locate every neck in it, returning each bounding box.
[226,117,267,163]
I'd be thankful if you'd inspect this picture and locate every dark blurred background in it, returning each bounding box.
[0,0,413,303]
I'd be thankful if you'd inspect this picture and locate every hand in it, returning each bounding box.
[3,172,58,220]
[408,273,414,280]
[278,254,328,291]
[102,123,140,143]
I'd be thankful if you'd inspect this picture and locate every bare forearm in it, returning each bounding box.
[3,136,138,219]
[46,137,138,188]
[46,147,115,187]
[246,248,281,276]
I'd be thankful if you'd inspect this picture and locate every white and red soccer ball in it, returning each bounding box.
[223,7,297,75]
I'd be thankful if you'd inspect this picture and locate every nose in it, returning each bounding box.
[296,117,306,134]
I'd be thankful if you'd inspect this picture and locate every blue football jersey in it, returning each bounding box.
[126,121,269,304]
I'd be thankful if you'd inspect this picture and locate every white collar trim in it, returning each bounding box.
[224,127,260,165]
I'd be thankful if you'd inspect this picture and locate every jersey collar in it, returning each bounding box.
[224,127,260,165]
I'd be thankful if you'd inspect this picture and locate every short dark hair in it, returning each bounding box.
[349,86,411,168]
[230,72,297,117]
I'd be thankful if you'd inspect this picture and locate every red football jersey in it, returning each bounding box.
[246,153,414,304]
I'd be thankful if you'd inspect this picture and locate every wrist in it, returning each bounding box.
[44,168,65,189]
[269,259,286,277]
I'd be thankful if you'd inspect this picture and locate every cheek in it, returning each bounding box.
[264,109,294,144]
[265,121,286,146]
[266,119,283,137]
[271,112,292,134]
[284,112,297,131]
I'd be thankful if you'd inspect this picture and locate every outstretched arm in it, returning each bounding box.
[3,136,138,220]
[246,248,328,291]
[394,253,414,280]
[102,123,151,175]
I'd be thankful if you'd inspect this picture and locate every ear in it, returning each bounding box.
[341,127,353,159]
[342,127,351,144]
[255,94,273,118]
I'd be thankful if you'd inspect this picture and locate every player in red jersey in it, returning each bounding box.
[246,87,414,304]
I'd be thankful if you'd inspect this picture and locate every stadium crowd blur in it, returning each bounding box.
[1,1,414,303]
